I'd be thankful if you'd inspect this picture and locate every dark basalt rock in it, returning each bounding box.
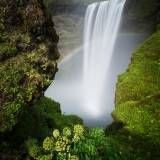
[122,0,160,32]
[49,4,87,16]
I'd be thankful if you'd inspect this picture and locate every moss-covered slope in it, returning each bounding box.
[108,28,160,159]
[113,29,160,142]
[0,0,59,132]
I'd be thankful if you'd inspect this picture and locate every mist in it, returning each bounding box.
[45,1,147,127]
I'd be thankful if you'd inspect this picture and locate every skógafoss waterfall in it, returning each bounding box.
[82,0,126,116]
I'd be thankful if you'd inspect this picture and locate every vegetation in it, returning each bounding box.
[0,30,57,132]
[0,0,75,159]
[108,27,160,159]
[114,28,160,142]
[0,97,83,159]
[0,0,160,159]
[25,125,114,160]
[0,0,59,132]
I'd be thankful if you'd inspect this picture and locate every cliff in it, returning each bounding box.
[105,1,160,159]
[107,1,160,158]
[0,0,60,133]
[0,0,83,159]
[123,0,160,31]
[44,0,97,15]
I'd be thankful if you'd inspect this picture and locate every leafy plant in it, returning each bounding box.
[26,125,109,160]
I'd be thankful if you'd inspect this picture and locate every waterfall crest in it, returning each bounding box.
[83,0,126,116]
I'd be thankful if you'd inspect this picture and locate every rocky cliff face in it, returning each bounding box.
[44,0,97,15]
[0,0,59,132]
[123,0,160,32]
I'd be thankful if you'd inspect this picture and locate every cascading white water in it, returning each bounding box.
[83,0,126,116]
[45,0,145,126]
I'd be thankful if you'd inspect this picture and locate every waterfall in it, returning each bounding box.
[83,0,126,116]
[44,0,144,127]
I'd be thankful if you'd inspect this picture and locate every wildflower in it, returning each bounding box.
[73,125,84,136]
[43,137,54,151]
[68,155,79,160]
[63,127,72,137]
[55,136,70,152]
[73,134,81,143]
[53,129,60,138]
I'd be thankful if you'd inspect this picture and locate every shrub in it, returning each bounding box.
[25,138,41,159]
[9,97,83,143]
[27,125,109,160]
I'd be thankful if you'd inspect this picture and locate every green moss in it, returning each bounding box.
[33,96,61,114]
[0,0,59,133]
[0,43,18,61]
[53,115,83,130]
[32,97,83,132]
[0,22,5,30]
[116,32,160,105]
[7,97,82,143]
[0,30,32,61]
[0,32,57,132]
[113,98,160,143]
[105,130,160,160]
[110,30,160,159]
[0,0,60,158]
